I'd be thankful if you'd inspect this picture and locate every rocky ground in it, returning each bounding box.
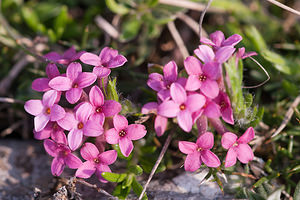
[0,140,235,200]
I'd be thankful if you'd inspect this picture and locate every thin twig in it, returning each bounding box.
[138,131,174,200]
[167,21,189,59]
[199,0,213,38]
[176,13,208,37]
[272,95,300,138]
[0,97,24,104]
[95,15,120,40]
[266,0,300,16]
[0,121,23,137]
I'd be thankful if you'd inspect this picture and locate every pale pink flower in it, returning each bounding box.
[80,47,127,78]
[24,90,65,132]
[158,83,206,132]
[194,45,235,64]
[49,62,97,104]
[76,143,117,183]
[213,91,234,125]
[192,95,221,123]
[179,132,221,171]
[32,63,60,92]
[34,121,66,143]
[221,127,255,167]
[105,115,147,157]
[44,46,85,65]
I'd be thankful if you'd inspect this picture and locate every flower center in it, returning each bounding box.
[119,130,127,137]
[233,142,238,147]
[63,151,69,156]
[197,147,202,151]
[220,101,226,109]
[199,75,207,81]
[179,104,186,110]
[45,108,51,114]
[95,107,102,113]
[73,83,78,88]
[53,123,58,130]
[94,158,100,164]
[166,84,171,89]
[77,122,84,129]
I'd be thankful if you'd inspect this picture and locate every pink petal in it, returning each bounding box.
[32,78,50,92]
[196,132,214,150]
[178,141,197,154]
[76,102,93,123]
[105,128,119,144]
[51,130,67,144]
[34,128,51,140]
[34,114,50,132]
[177,110,193,132]
[194,45,215,63]
[185,75,201,91]
[222,34,242,47]
[215,46,235,63]
[46,63,60,79]
[92,67,111,78]
[170,83,187,104]
[42,90,57,107]
[90,113,105,126]
[98,150,117,165]
[221,132,238,149]
[184,151,201,172]
[68,129,83,151]
[163,61,177,82]
[203,101,221,119]
[202,62,221,80]
[81,142,100,160]
[83,120,104,137]
[99,47,118,64]
[126,124,147,140]
[147,73,164,91]
[89,86,104,107]
[76,72,97,88]
[119,137,133,157]
[184,56,202,75]
[196,115,208,135]
[51,157,65,176]
[200,37,215,46]
[63,46,76,59]
[107,55,127,68]
[186,94,206,113]
[154,115,168,137]
[200,150,221,168]
[103,100,122,117]
[157,100,179,118]
[80,52,101,66]
[221,107,234,125]
[75,161,96,178]
[57,112,77,131]
[224,147,237,168]
[96,164,111,183]
[157,89,171,101]
[44,139,58,157]
[141,102,158,114]
[50,104,65,121]
[113,115,128,131]
[210,31,225,47]
[237,127,255,144]
[49,76,72,91]
[24,100,43,116]
[44,52,61,62]
[66,88,82,104]
[66,62,82,81]
[65,153,82,169]
[236,144,254,164]
[200,79,219,99]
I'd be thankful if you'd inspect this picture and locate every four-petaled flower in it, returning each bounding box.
[194,45,235,64]
[44,46,85,65]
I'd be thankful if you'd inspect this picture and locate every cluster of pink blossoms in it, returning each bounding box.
[143,31,256,171]
[25,46,147,182]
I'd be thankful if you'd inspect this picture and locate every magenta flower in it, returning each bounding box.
[24,90,65,132]
[44,137,82,176]
[194,45,235,64]
[105,115,147,157]
[184,56,220,99]
[179,132,221,171]
[200,30,242,51]
[44,46,85,65]
[158,83,206,132]
[32,63,60,92]
[213,91,234,125]
[221,127,255,168]
[142,102,168,137]
[34,121,66,143]
[80,47,127,78]
[76,143,117,183]
[57,103,104,151]
[49,62,97,104]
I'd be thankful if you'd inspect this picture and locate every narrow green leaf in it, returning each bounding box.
[294,180,300,200]
[132,176,148,200]
[113,183,131,199]
[262,50,291,74]
[253,177,268,188]
[245,26,267,52]
[54,6,69,39]
[101,172,127,183]
[107,78,119,102]
[120,16,142,41]
[105,0,129,15]
[21,7,46,33]
[122,174,134,189]
[128,165,143,176]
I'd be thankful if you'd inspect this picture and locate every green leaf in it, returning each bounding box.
[146,0,159,7]
[105,0,129,15]
[294,180,300,200]
[21,7,46,33]
[113,183,131,199]
[54,6,69,39]
[120,16,142,41]
[245,26,267,52]
[128,165,143,176]
[132,176,148,200]
[112,144,132,160]
[262,50,291,74]
[122,174,134,188]
[282,80,298,97]
[107,78,119,102]
[253,177,268,188]
[101,172,127,182]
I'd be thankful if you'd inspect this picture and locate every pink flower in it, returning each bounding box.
[221,127,255,168]
[32,63,60,92]
[105,115,147,157]
[200,30,242,51]
[76,143,117,183]
[235,47,257,66]
[44,136,82,176]
[80,47,127,78]
[213,91,234,125]
[194,45,235,64]
[184,56,220,99]
[24,90,65,132]
[49,62,97,104]
[158,83,206,132]
[142,102,168,137]
[179,132,221,171]
[57,103,104,151]
[34,121,66,143]
[44,46,85,65]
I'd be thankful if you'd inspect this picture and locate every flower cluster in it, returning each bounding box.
[25,46,147,182]
[143,31,255,171]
